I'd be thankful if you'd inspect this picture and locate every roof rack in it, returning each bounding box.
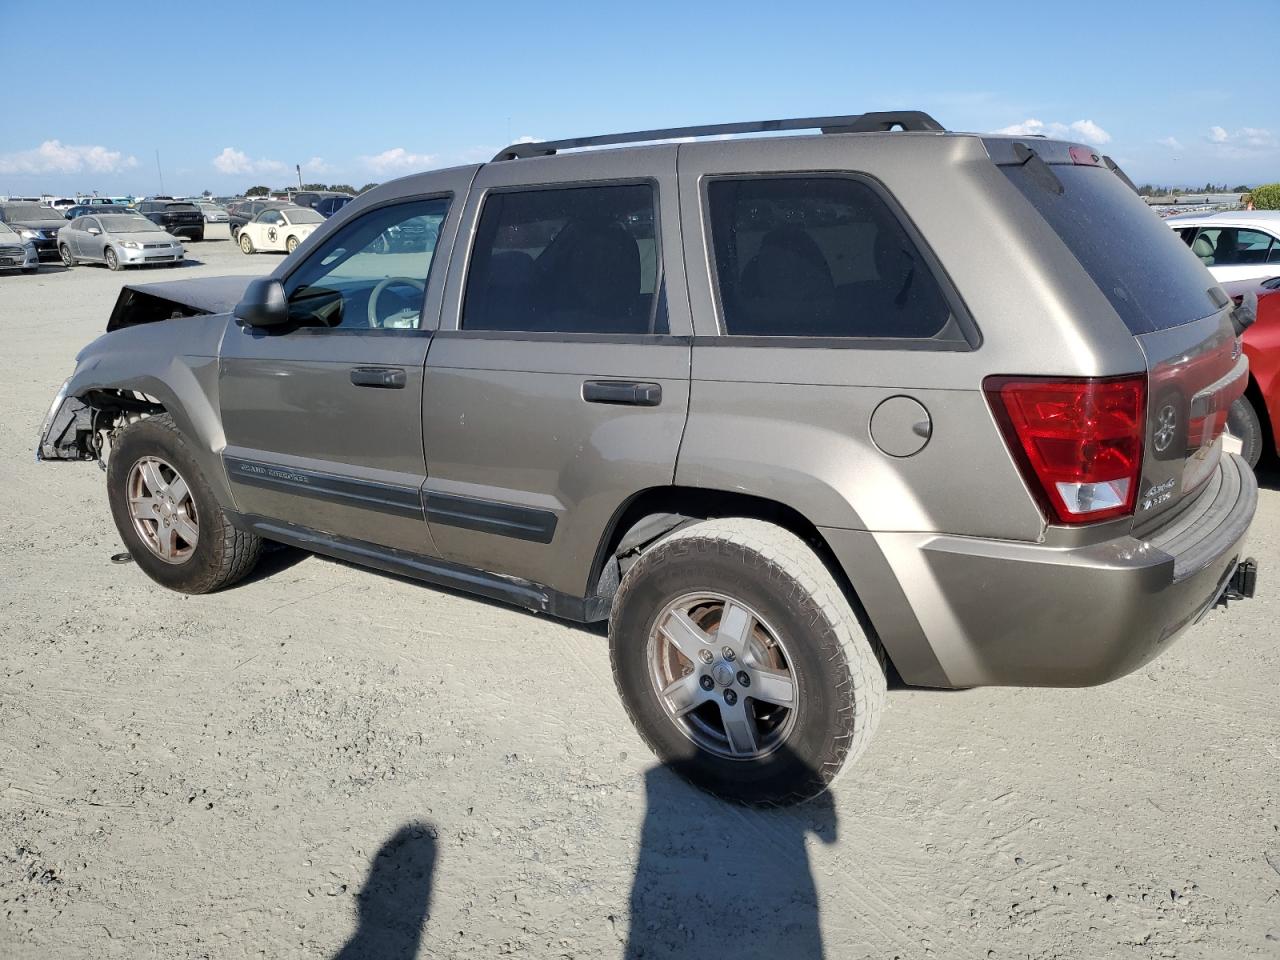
[492,110,945,161]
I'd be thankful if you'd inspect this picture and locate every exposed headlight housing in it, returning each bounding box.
[18,228,38,240]
[119,240,140,249]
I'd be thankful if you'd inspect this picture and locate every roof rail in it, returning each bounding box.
[491,110,945,161]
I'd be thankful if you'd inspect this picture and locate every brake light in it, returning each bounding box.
[985,375,1146,524]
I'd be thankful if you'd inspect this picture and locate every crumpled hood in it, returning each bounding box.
[106,275,255,332]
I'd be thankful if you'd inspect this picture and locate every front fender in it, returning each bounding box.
[59,314,235,506]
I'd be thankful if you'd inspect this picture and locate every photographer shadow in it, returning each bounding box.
[334,822,437,960]
[626,750,837,959]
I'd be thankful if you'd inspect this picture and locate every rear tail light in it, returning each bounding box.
[985,374,1146,525]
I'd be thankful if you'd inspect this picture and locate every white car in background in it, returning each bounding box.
[237,205,323,255]
[0,221,39,274]
[1168,211,1280,283]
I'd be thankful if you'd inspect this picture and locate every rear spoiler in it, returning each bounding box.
[106,276,254,332]
[984,137,1140,195]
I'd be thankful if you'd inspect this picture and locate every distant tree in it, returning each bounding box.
[245,185,270,197]
[299,182,329,191]
[201,189,212,198]
[328,184,357,195]
[1250,184,1280,210]
[358,182,379,194]
[1231,184,1252,193]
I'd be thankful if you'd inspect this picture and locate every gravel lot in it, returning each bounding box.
[1,228,1278,959]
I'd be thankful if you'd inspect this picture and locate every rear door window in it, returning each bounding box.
[705,176,955,340]
[462,183,662,335]
[1001,163,1220,333]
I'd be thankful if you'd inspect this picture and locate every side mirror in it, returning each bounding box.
[1232,290,1258,337]
[233,277,289,327]
[87,227,101,235]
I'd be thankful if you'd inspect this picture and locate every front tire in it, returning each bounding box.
[239,232,254,254]
[286,235,299,254]
[609,518,886,805]
[60,244,76,267]
[105,247,122,271]
[107,414,262,594]
[1227,394,1263,469]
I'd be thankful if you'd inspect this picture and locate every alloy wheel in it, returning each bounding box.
[126,456,199,564]
[647,592,799,760]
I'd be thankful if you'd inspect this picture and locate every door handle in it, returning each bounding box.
[350,366,406,389]
[582,380,662,406]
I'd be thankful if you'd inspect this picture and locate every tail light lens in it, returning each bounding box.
[985,374,1146,525]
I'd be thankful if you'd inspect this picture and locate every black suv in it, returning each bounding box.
[228,200,289,239]
[291,191,354,219]
[135,201,205,241]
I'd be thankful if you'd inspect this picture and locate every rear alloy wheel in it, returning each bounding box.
[239,232,254,254]
[105,247,121,271]
[60,243,76,267]
[610,518,886,805]
[1227,394,1263,469]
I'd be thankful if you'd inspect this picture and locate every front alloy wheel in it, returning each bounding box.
[126,456,199,563]
[105,247,121,271]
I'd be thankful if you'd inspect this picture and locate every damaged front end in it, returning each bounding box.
[37,381,164,464]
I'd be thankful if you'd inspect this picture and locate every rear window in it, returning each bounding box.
[1001,163,1220,334]
[165,203,198,212]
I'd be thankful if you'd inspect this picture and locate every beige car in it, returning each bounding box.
[238,205,323,255]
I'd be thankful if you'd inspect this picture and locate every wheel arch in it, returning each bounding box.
[587,485,910,679]
[1244,373,1277,457]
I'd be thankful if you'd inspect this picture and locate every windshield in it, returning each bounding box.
[286,208,324,224]
[1,205,58,221]
[99,215,160,233]
[0,222,15,237]
[1001,163,1220,334]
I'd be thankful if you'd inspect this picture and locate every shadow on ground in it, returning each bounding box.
[333,823,437,960]
[625,752,837,959]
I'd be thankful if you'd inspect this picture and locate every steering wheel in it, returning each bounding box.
[367,276,426,329]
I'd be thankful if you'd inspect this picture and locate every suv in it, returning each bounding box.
[134,200,205,241]
[227,199,289,239]
[36,111,1259,805]
[291,190,353,218]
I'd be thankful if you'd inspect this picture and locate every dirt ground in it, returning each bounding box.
[1,229,1278,959]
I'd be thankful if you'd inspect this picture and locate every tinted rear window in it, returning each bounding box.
[1001,163,1220,334]
[165,203,198,211]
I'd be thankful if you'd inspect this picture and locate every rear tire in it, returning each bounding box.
[239,232,254,254]
[609,518,886,806]
[107,414,262,594]
[1227,394,1263,469]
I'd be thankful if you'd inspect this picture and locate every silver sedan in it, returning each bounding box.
[60,214,186,271]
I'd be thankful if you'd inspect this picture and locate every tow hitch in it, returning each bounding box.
[1216,557,1258,607]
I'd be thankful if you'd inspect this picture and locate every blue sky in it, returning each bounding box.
[2,0,1275,196]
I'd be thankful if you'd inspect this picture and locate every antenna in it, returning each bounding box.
[155,149,165,195]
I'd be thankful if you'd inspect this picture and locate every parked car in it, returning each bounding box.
[47,198,78,214]
[1218,276,1280,468]
[237,205,323,255]
[1169,211,1280,283]
[58,213,185,271]
[195,200,230,224]
[132,199,204,241]
[227,199,289,239]
[315,195,353,218]
[0,202,67,261]
[0,220,39,273]
[134,200,205,241]
[36,111,1259,805]
[291,190,352,211]
[64,204,113,220]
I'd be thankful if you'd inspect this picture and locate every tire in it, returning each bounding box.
[609,518,886,806]
[286,235,299,254]
[193,231,204,242]
[239,232,254,254]
[107,414,262,594]
[105,247,121,271]
[1227,394,1263,469]
[59,244,76,267]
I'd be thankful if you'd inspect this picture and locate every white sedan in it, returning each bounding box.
[1168,211,1280,283]
[238,205,323,255]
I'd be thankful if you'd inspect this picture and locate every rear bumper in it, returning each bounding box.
[832,454,1258,688]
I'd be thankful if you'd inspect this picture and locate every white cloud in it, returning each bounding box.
[359,147,436,175]
[1208,125,1230,144]
[212,147,286,176]
[301,156,331,176]
[1204,125,1277,156]
[0,140,138,175]
[992,118,1112,146]
[1157,136,1183,150]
